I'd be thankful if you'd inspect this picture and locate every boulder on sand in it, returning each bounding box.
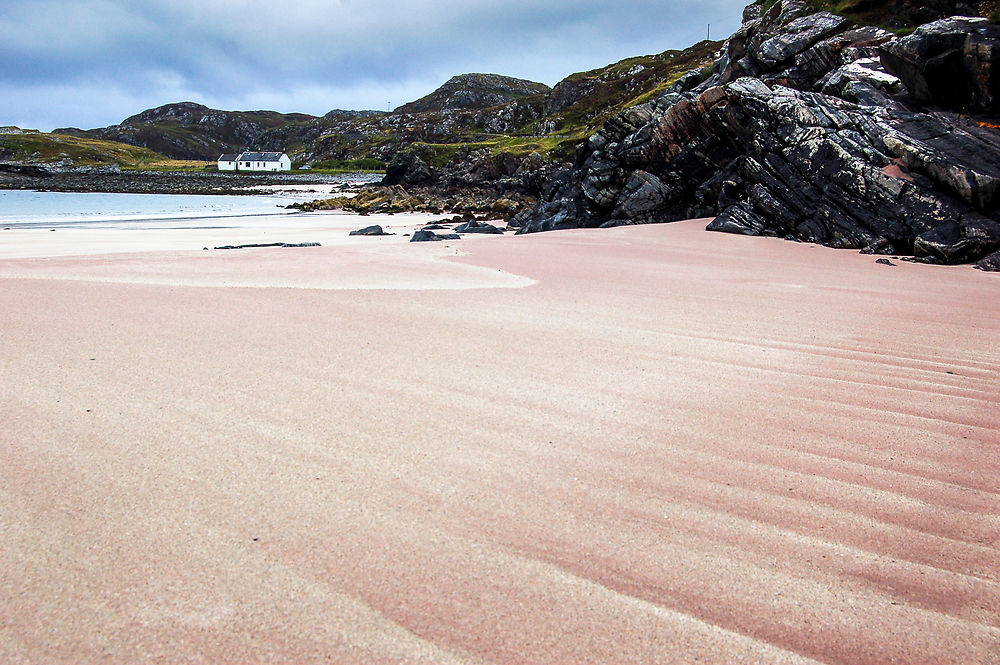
[453,220,504,234]
[410,229,462,242]
[349,224,392,236]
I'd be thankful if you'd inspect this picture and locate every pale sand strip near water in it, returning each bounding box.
[1,219,998,664]
[0,212,534,290]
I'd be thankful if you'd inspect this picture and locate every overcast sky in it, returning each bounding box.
[2,0,749,132]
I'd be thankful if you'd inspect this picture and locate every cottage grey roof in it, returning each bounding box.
[238,151,286,162]
[218,153,238,161]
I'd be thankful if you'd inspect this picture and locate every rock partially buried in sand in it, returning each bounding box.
[453,220,504,234]
[410,230,461,242]
[349,224,392,236]
[875,258,896,266]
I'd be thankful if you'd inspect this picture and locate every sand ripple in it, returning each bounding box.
[1,220,998,663]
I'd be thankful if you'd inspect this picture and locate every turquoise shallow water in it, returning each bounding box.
[0,190,306,227]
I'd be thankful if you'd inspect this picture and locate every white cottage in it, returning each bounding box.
[235,151,292,172]
[217,153,239,171]
[217,151,292,172]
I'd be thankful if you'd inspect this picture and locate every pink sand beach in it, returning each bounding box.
[1,215,998,664]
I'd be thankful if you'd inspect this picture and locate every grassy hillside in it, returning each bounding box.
[0,132,177,167]
[406,39,722,168]
[541,39,721,140]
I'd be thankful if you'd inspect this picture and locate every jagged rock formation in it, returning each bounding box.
[512,0,1000,268]
[352,42,723,212]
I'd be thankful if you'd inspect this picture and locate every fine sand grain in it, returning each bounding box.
[1,219,998,664]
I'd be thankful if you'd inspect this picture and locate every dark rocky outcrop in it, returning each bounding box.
[512,0,1000,267]
[453,220,504,234]
[410,230,462,242]
[383,150,434,187]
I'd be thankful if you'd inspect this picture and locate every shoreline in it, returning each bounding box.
[0,209,472,260]
[0,165,381,196]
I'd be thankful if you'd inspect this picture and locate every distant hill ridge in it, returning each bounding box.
[395,73,552,114]
[55,103,317,161]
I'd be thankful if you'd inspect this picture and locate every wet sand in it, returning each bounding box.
[1,219,998,664]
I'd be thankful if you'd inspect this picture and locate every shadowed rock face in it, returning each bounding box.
[880,17,1000,112]
[512,0,1000,268]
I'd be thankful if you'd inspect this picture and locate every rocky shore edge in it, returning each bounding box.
[0,163,368,196]
[286,184,536,220]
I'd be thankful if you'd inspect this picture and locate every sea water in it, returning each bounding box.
[0,190,307,228]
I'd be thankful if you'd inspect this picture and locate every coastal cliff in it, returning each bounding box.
[508,0,1000,269]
